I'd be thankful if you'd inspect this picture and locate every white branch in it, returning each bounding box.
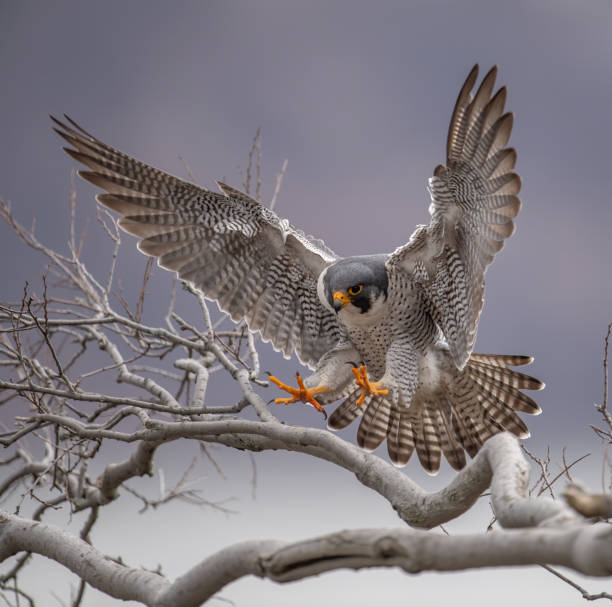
[202,430,580,528]
[23,403,580,529]
[70,439,162,511]
[564,482,612,518]
[89,324,179,410]
[0,447,53,496]
[174,358,209,410]
[0,510,165,604]
[0,510,609,607]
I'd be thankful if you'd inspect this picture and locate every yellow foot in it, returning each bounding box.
[351,365,389,406]
[268,372,329,418]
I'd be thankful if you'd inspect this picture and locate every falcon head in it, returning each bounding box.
[317,255,389,325]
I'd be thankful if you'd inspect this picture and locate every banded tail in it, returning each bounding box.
[328,353,544,474]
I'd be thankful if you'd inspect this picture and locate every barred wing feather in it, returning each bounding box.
[52,116,342,368]
[387,65,521,369]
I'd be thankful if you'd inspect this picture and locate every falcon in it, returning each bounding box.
[52,64,544,474]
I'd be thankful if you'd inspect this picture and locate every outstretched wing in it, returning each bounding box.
[387,65,521,369]
[52,116,342,368]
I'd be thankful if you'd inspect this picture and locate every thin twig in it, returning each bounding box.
[178,155,198,183]
[541,564,612,601]
[270,158,288,212]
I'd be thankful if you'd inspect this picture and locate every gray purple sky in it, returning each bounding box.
[2,1,612,605]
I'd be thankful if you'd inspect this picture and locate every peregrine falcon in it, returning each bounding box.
[52,64,544,474]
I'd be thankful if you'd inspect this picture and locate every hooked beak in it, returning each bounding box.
[332,291,351,312]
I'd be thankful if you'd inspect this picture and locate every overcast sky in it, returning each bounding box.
[2,1,612,605]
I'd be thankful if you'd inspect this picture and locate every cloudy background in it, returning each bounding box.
[1,1,612,605]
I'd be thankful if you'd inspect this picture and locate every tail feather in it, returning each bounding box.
[449,363,535,450]
[413,405,442,474]
[327,351,543,474]
[327,391,365,431]
[467,369,542,415]
[450,408,481,458]
[468,360,544,391]
[469,353,534,367]
[447,379,497,451]
[477,390,530,438]
[357,396,391,452]
[387,411,415,466]
[432,404,466,471]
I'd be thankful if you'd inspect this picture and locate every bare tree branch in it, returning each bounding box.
[1,510,611,607]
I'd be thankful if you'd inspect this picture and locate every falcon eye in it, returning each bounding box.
[348,284,363,296]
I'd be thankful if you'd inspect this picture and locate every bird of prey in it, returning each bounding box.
[53,64,544,474]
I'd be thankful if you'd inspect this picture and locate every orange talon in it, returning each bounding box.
[268,372,329,418]
[351,365,389,406]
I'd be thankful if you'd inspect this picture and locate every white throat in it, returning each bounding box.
[337,295,388,329]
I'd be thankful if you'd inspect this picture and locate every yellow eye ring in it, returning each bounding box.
[348,284,363,296]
